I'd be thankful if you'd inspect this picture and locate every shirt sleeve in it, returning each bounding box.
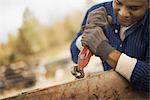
[115,45,150,91]
[115,53,137,81]
[70,31,82,64]
[131,44,150,91]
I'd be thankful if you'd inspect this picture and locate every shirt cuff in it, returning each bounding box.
[76,35,84,51]
[115,53,137,81]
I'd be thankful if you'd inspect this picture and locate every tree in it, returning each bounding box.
[16,8,40,55]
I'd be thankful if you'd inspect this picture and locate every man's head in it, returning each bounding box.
[113,0,149,26]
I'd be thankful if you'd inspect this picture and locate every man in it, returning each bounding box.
[70,0,149,91]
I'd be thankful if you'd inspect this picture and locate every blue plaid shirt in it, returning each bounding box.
[70,1,150,91]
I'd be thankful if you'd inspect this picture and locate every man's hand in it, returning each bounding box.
[81,7,117,65]
[81,24,115,61]
[87,7,112,28]
[81,24,108,55]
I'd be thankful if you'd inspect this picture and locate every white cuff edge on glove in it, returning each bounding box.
[115,53,137,81]
[76,35,84,51]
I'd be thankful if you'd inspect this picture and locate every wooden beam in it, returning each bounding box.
[5,70,149,100]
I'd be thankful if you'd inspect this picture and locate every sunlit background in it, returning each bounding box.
[0,0,111,99]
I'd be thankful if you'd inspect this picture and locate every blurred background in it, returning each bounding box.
[0,0,111,99]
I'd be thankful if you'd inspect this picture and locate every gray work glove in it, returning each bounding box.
[81,24,115,61]
[87,7,112,28]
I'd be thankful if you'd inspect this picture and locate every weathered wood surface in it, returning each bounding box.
[5,70,149,100]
